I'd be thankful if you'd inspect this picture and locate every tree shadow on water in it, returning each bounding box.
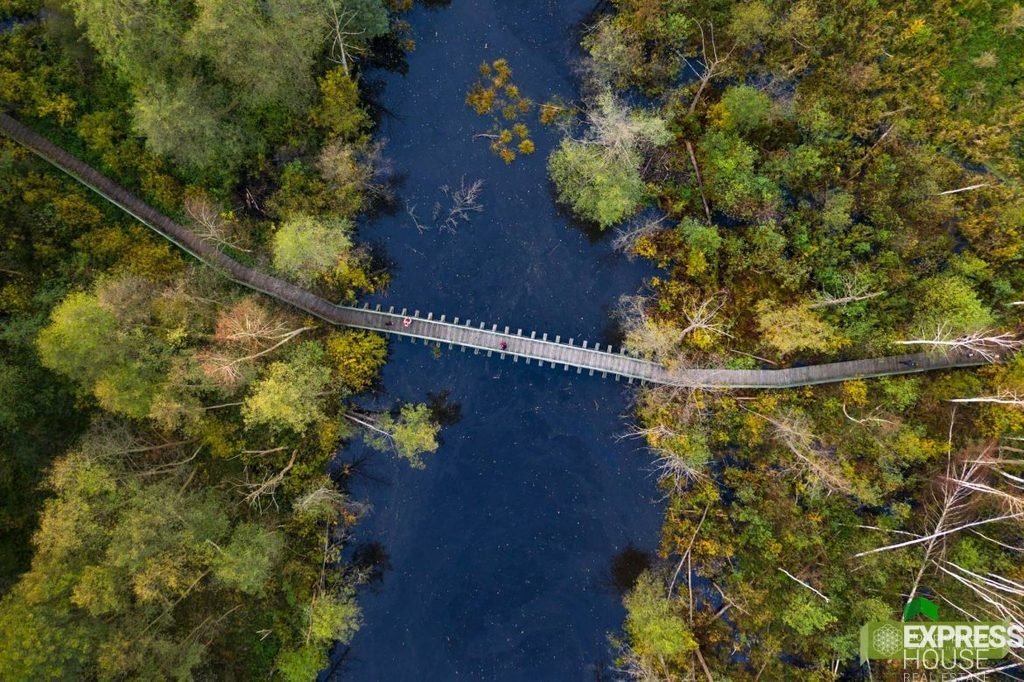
[427,389,462,426]
[607,544,653,596]
[350,541,393,591]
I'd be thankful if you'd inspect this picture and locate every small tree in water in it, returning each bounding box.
[466,59,538,164]
[345,403,440,469]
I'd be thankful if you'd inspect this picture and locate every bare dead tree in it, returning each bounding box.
[195,350,254,392]
[133,445,205,479]
[612,214,667,255]
[406,178,485,233]
[931,443,1024,634]
[439,178,484,232]
[778,567,830,603]
[896,327,1023,363]
[617,292,731,368]
[185,195,250,253]
[294,485,370,525]
[841,402,898,428]
[856,442,1024,562]
[326,0,367,75]
[214,298,309,349]
[619,421,709,493]
[576,92,667,164]
[949,391,1024,407]
[198,325,311,391]
[936,183,992,196]
[343,412,396,449]
[686,140,713,224]
[809,277,885,309]
[611,641,673,682]
[198,299,314,390]
[317,139,394,205]
[746,408,857,496]
[405,201,429,233]
[680,293,732,340]
[684,20,734,115]
[902,413,982,605]
[238,445,290,457]
[358,139,395,202]
[668,504,710,600]
[858,510,1024,558]
[95,276,157,323]
[239,449,298,512]
[666,20,734,227]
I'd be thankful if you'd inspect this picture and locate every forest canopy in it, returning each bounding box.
[549,0,1024,679]
[4,0,1024,679]
[0,0,442,678]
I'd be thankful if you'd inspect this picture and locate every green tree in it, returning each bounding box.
[36,288,166,418]
[781,593,836,637]
[185,0,326,112]
[36,291,118,387]
[325,329,388,393]
[276,644,327,682]
[333,0,389,46]
[212,522,283,595]
[909,274,994,337]
[65,0,390,170]
[700,130,779,221]
[710,85,773,135]
[0,451,249,680]
[243,342,332,433]
[65,0,191,83]
[276,591,361,681]
[548,93,670,228]
[361,403,440,468]
[131,76,245,171]
[312,67,372,139]
[271,214,354,286]
[548,140,647,228]
[308,594,361,644]
[623,572,696,661]
[755,300,845,355]
[678,218,722,276]
[727,1,773,47]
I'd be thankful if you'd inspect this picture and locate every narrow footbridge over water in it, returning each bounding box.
[0,113,993,388]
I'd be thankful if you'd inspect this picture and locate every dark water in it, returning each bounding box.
[327,2,665,680]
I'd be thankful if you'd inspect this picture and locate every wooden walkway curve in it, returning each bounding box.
[0,113,994,388]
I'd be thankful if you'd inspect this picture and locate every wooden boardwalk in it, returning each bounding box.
[0,113,994,388]
[333,302,990,387]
